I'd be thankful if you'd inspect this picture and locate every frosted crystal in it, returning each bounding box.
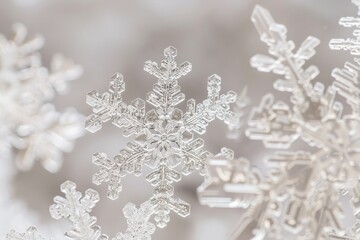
[0,24,83,172]
[86,46,238,228]
[199,4,360,240]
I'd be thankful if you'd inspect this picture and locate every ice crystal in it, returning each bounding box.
[199,3,360,240]
[86,46,238,228]
[0,23,83,172]
[7,181,156,240]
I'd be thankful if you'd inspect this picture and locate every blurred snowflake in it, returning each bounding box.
[326,0,360,239]
[86,46,238,228]
[0,24,84,172]
[199,3,360,240]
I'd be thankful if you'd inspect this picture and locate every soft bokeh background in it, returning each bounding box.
[0,0,356,239]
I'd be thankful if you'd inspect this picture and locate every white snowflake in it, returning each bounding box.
[7,181,155,240]
[86,46,238,228]
[0,23,83,172]
[199,3,360,240]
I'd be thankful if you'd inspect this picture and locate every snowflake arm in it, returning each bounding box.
[183,74,237,135]
[246,6,342,150]
[49,181,106,240]
[85,73,129,133]
[251,5,321,114]
[113,202,155,240]
[144,46,191,82]
[15,105,84,172]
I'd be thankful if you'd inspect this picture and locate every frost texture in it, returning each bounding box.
[199,4,360,240]
[86,46,237,228]
[0,24,83,172]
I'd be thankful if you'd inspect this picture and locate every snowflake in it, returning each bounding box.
[0,23,83,172]
[199,3,360,240]
[86,46,238,228]
[7,181,155,240]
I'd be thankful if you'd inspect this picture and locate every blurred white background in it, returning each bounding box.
[0,0,356,239]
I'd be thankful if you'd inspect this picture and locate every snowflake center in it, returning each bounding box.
[161,134,168,142]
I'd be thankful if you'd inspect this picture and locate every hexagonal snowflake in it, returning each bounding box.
[86,46,238,228]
